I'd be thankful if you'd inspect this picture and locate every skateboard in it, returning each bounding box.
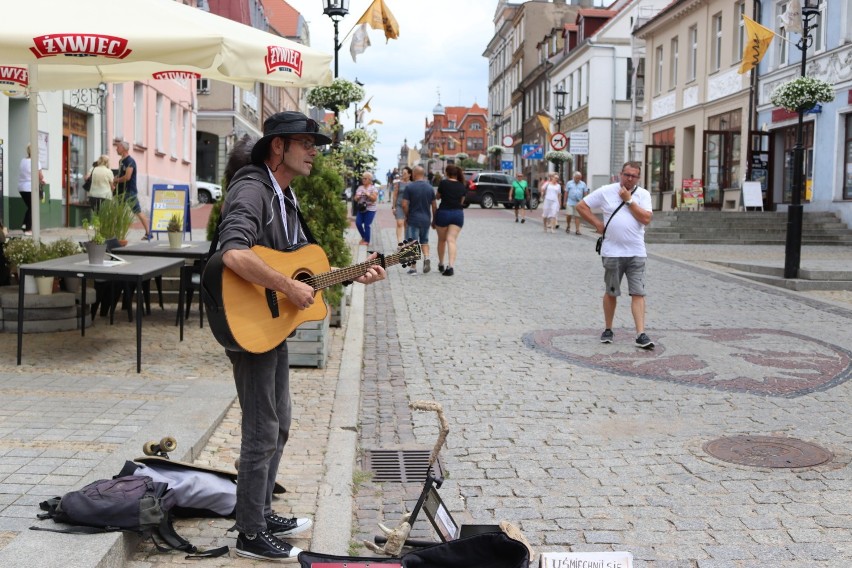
[139,436,286,494]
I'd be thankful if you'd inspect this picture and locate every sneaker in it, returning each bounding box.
[23,230,33,236]
[236,530,301,561]
[555,225,560,229]
[407,267,417,275]
[437,264,445,273]
[442,267,454,276]
[423,259,431,273]
[266,514,312,537]
[600,329,614,344]
[520,219,525,223]
[635,333,655,350]
[515,218,519,223]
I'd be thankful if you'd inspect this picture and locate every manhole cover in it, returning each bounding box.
[704,435,832,468]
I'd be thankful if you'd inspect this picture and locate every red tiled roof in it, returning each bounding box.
[262,0,300,37]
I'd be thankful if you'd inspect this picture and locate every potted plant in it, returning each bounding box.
[3,237,42,293]
[33,241,59,295]
[770,76,835,112]
[98,196,135,246]
[82,215,107,265]
[167,213,183,249]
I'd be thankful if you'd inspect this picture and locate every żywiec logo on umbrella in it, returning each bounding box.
[151,71,202,81]
[0,66,28,88]
[264,45,302,77]
[29,34,132,59]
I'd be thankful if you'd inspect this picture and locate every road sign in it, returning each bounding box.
[550,132,568,151]
[501,160,514,171]
[521,144,543,160]
[501,135,514,147]
[569,131,589,155]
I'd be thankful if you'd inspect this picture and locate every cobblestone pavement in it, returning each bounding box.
[349,205,852,566]
[6,205,851,567]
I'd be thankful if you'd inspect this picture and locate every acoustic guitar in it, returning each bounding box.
[202,241,421,353]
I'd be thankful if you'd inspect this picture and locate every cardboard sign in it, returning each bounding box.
[540,551,633,568]
[150,184,190,234]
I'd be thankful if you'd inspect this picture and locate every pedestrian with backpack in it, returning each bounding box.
[509,172,527,223]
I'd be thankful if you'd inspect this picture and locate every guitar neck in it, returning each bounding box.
[306,253,405,291]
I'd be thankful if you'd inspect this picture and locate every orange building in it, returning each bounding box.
[422,102,488,172]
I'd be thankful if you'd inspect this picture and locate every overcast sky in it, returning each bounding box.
[283,0,494,179]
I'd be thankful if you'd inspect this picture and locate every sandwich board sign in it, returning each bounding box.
[540,551,633,568]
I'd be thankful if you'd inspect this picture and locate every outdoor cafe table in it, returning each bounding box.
[16,253,185,373]
[112,240,212,340]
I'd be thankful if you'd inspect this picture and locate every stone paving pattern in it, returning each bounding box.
[2,205,851,567]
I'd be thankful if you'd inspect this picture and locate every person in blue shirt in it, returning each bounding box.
[563,171,588,235]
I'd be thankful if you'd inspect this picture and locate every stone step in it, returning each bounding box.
[711,262,852,281]
[731,272,852,291]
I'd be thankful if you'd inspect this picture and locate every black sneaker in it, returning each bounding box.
[635,333,655,350]
[437,264,445,273]
[600,329,614,343]
[236,530,301,561]
[266,513,312,536]
[442,267,454,276]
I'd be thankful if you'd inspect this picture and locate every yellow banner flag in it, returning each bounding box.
[537,113,551,134]
[368,119,384,125]
[738,15,774,74]
[356,0,399,42]
[362,96,373,113]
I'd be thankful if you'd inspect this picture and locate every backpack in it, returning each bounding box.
[30,475,228,558]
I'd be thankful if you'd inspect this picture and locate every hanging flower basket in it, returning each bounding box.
[545,150,571,164]
[306,79,365,112]
[487,145,503,155]
[770,76,834,112]
[455,152,469,161]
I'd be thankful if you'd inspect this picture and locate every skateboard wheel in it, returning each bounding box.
[142,441,159,456]
[160,437,177,453]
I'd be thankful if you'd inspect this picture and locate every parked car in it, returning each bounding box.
[196,180,222,204]
[465,171,539,209]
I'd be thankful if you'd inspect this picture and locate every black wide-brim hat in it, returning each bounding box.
[251,111,332,165]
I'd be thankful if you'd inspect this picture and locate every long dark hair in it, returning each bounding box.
[224,135,256,189]
[445,165,465,184]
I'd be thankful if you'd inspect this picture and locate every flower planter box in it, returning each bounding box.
[287,312,330,368]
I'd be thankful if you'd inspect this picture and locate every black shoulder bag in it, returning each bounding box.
[595,188,636,255]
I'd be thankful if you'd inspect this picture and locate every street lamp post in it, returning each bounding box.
[784,0,820,279]
[458,129,465,165]
[491,112,502,170]
[554,88,568,182]
[322,0,349,79]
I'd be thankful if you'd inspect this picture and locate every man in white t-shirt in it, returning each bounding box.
[576,161,654,350]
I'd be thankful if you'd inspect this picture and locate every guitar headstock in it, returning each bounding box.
[397,239,422,268]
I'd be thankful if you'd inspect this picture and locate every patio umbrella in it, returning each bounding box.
[0,0,333,238]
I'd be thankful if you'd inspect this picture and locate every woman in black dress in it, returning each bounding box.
[431,165,467,276]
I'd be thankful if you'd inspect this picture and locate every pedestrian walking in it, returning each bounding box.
[17,144,44,235]
[510,172,527,223]
[402,165,435,274]
[113,140,152,240]
[354,172,378,245]
[576,161,654,349]
[563,171,588,234]
[216,112,386,561]
[87,155,115,212]
[390,166,412,244]
[539,173,562,233]
[432,164,466,276]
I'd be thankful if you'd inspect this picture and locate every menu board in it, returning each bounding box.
[150,184,190,234]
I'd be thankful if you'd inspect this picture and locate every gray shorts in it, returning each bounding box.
[602,256,646,297]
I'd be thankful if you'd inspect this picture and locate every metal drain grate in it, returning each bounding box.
[363,449,444,483]
[704,435,833,468]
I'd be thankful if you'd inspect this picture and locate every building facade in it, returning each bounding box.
[421,102,489,174]
[755,0,852,227]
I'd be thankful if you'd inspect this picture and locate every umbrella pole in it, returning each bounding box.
[28,64,41,240]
